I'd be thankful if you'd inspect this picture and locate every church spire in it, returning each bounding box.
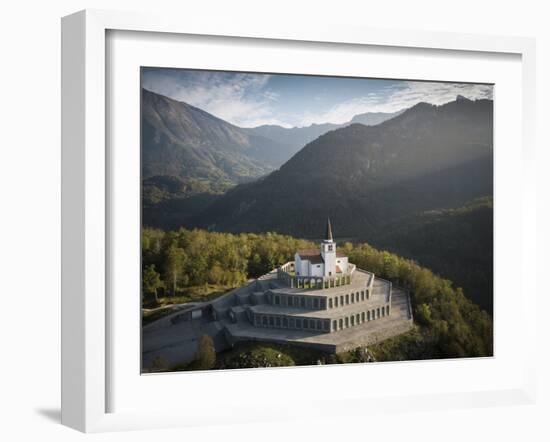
[325,218,333,241]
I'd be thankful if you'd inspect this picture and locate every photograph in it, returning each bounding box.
[140,68,494,373]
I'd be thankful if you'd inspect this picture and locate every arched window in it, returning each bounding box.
[274,295,280,305]
[361,312,365,322]
[333,320,338,331]
[386,305,390,315]
[351,316,355,326]
[262,316,268,326]
[345,317,349,328]
[329,298,333,309]
[367,311,371,321]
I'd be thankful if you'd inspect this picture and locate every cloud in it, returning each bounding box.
[142,70,285,127]
[143,69,493,129]
[296,81,493,127]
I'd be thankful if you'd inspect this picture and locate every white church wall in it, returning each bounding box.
[322,243,337,277]
[309,262,324,277]
[336,256,349,274]
[294,253,308,276]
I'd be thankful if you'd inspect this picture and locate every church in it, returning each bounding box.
[205,218,413,353]
[294,219,349,278]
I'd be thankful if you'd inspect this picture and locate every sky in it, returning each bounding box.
[142,68,494,129]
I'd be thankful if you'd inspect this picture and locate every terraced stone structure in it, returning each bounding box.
[209,220,414,353]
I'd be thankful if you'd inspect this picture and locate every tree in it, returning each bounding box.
[142,264,163,304]
[194,335,216,370]
[415,303,432,326]
[165,246,187,295]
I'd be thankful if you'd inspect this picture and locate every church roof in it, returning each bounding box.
[296,249,347,262]
[296,249,324,264]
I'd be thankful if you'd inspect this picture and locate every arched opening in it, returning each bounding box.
[329,298,333,309]
[333,320,338,331]
[339,318,343,329]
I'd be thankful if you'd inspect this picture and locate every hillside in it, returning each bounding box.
[141,88,281,189]
[375,197,494,313]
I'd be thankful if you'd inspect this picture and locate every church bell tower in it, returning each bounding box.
[321,218,337,277]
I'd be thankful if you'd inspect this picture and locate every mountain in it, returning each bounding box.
[142,88,284,191]
[142,89,407,227]
[192,97,493,235]
[245,109,404,165]
[189,97,493,311]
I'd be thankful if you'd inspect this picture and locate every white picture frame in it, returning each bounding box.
[61,9,537,433]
